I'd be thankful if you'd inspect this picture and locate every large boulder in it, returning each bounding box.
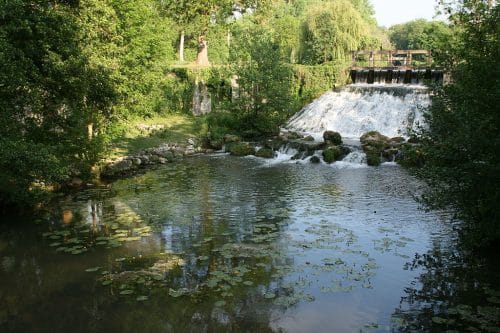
[323,131,342,145]
[228,143,256,156]
[255,148,274,158]
[322,146,343,164]
[360,131,409,166]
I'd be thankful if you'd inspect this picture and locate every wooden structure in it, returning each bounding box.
[349,49,443,84]
[350,50,433,69]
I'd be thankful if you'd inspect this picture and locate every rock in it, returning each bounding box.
[264,137,286,150]
[255,148,274,158]
[382,148,399,161]
[280,131,303,140]
[158,157,167,164]
[209,139,223,150]
[188,138,196,146]
[132,158,142,166]
[365,152,381,166]
[102,158,133,177]
[228,143,256,156]
[322,146,343,164]
[223,134,241,143]
[140,155,150,164]
[310,156,321,164]
[70,177,83,187]
[360,131,389,149]
[360,131,390,166]
[149,155,160,163]
[323,131,342,145]
[303,135,315,141]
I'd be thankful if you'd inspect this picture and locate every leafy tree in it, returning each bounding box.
[0,0,115,206]
[415,0,500,246]
[298,0,382,64]
[160,0,271,65]
[209,18,294,138]
[389,19,454,51]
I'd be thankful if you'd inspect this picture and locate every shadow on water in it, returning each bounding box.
[392,237,500,332]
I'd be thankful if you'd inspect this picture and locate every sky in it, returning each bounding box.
[370,0,442,27]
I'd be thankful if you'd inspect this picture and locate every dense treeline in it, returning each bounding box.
[413,0,500,246]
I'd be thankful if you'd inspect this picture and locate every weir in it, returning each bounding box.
[349,49,443,84]
[285,84,430,140]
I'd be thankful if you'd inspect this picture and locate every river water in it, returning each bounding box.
[2,155,497,332]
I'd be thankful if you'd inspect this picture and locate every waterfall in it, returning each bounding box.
[285,83,430,140]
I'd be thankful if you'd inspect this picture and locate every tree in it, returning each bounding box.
[160,0,271,65]
[389,19,454,50]
[298,0,367,64]
[415,0,500,246]
[209,18,294,138]
[0,0,115,206]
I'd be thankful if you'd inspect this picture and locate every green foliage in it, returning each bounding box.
[415,1,500,245]
[388,19,456,66]
[0,0,114,206]
[298,0,384,65]
[209,19,294,139]
[291,63,349,106]
[79,0,177,117]
[322,146,342,164]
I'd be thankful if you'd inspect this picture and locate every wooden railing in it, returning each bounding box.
[350,50,433,69]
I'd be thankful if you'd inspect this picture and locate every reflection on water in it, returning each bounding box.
[0,156,498,332]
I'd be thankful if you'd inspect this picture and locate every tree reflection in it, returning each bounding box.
[392,239,500,332]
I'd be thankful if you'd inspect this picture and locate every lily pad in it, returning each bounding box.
[169,288,189,298]
[136,296,149,302]
[85,267,101,272]
[102,280,113,286]
[120,289,134,295]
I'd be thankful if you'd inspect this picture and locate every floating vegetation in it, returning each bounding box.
[85,267,101,272]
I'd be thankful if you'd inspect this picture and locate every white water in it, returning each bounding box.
[285,84,430,140]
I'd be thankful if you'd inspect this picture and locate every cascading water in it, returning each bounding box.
[285,83,430,140]
[274,83,430,167]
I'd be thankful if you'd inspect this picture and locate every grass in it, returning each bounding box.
[107,113,202,160]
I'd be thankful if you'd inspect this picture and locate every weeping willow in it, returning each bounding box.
[298,0,371,64]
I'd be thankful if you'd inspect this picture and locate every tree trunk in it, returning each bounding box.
[179,31,185,62]
[196,35,210,66]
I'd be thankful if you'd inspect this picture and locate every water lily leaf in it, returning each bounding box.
[49,235,60,240]
[120,289,134,295]
[85,267,101,272]
[136,296,149,302]
[264,293,275,299]
[243,281,253,286]
[49,242,61,247]
[115,257,126,262]
[71,250,83,255]
[169,288,189,298]
[102,280,113,286]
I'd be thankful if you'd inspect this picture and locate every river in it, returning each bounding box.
[2,155,498,333]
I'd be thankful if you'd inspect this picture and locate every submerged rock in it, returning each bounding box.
[310,156,321,164]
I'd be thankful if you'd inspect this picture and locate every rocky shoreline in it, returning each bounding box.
[100,130,418,179]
